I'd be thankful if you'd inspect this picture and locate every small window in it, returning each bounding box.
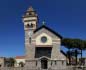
[62,61,64,65]
[55,61,56,65]
[41,36,47,43]
[29,37,31,43]
[36,61,37,66]
[51,61,52,66]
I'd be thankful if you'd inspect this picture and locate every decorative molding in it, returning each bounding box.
[35,45,53,47]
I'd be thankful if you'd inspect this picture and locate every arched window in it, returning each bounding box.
[31,24,33,27]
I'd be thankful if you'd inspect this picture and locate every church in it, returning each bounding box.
[22,6,66,69]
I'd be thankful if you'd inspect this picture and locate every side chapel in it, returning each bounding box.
[22,6,66,69]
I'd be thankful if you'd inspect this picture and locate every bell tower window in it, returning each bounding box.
[31,24,33,27]
[27,23,34,28]
[29,12,32,15]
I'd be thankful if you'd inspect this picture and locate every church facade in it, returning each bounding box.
[22,6,66,69]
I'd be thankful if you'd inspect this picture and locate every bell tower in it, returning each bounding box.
[22,6,66,69]
[22,6,38,32]
[22,6,38,60]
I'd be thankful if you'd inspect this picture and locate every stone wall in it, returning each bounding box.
[25,59,66,69]
[0,57,4,67]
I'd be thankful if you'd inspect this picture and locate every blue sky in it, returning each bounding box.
[0,0,86,57]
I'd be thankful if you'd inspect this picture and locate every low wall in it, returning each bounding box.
[0,67,86,70]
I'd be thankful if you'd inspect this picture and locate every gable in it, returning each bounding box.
[32,25,61,46]
[34,25,62,39]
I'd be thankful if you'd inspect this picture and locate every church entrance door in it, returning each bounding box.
[41,58,48,69]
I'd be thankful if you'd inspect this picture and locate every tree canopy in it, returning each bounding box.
[61,38,86,50]
[61,38,86,65]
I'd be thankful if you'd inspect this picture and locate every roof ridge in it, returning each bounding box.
[34,25,62,39]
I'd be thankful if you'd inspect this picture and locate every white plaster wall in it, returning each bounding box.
[15,59,25,67]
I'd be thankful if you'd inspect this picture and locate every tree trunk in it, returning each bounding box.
[75,49,77,65]
[81,49,82,59]
[68,49,71,65]
[81,49,82,65]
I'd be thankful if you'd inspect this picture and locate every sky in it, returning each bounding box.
[0,0,86,57]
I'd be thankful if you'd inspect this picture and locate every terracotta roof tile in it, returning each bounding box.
[15,56,25,59]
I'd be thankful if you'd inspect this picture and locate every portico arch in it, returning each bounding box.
[38,56,50,69]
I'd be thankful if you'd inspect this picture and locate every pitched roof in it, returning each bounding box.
[34,25,63,39]
[60,50,67,57]
[27,6,35,12]
[15,56,25,59]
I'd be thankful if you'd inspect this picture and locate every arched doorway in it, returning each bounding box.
[41,58,48,69]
